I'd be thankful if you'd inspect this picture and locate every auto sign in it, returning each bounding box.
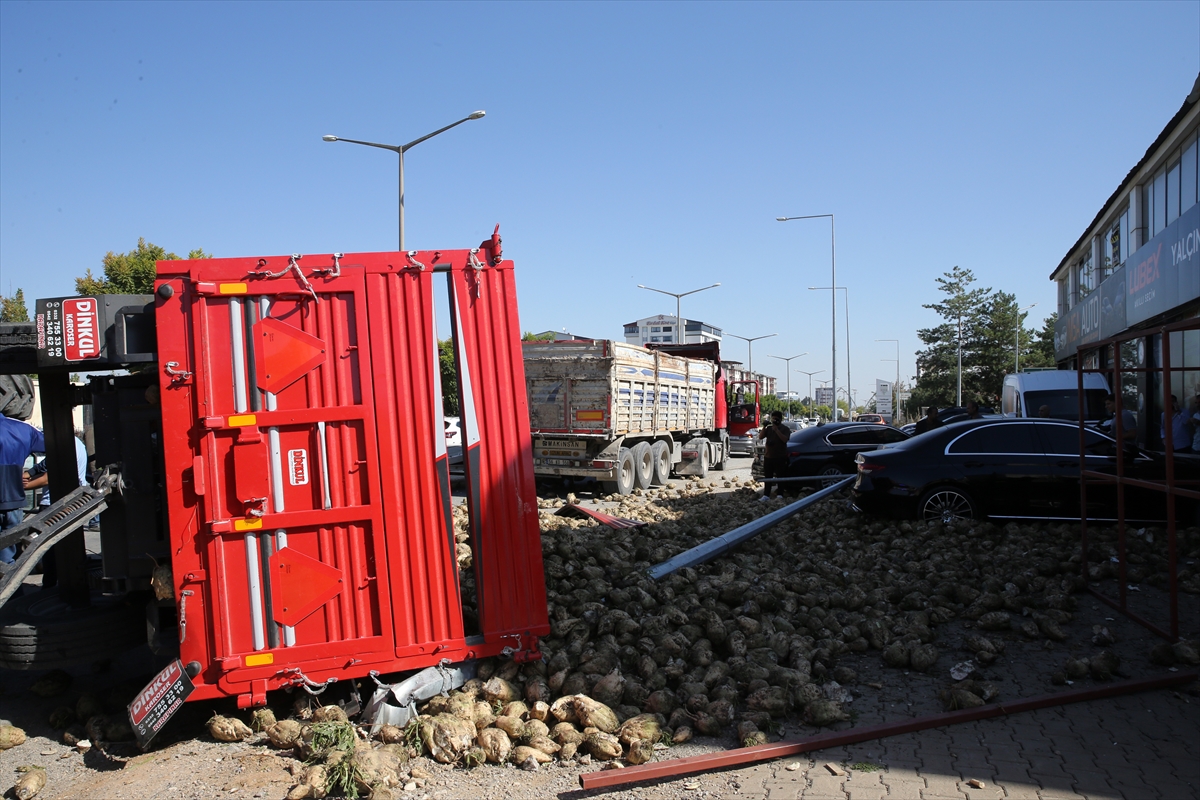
[128,659,195,748]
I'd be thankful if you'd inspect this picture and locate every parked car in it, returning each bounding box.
[900,406,997,435]
[852,418,1199,523]
[753,422,910,484]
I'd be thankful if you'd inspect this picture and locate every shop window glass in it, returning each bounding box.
[1183,133,1198,212]
[1152,171,1167,235]
[1167,160,1180,225]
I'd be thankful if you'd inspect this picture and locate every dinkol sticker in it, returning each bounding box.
[288,449,309,486]
[62,298,100,361]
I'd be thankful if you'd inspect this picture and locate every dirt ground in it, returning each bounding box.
[2,461,1198,800]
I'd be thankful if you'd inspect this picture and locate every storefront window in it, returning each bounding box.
[1183,131,1198,212]
[1077,251,1095,297]
[1166,159,1180,225]
[1152,171,1167,235]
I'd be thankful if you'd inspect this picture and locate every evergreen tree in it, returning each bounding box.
[0,289,29,322]
[76,238,210,295]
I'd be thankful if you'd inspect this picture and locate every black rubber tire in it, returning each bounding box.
[650,441,672,485]
[0,588,146,670]
[712,434,730,471]
[919,486,977,523]
[615,448,636,496]
[818,462,844,488]
[631,442,654,490]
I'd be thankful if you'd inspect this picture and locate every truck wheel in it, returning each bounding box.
[712,434,729,471]
[0,587,145,671]
[650,441,671,485]
[632,443,654,490]
[615,448,636,495]
[694,443,709,479]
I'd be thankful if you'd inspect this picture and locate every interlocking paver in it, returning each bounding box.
[989,781,1041,800]
[878,777,924,800]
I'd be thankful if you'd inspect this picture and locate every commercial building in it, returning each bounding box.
[622,314,722,346]
[1051,74,1199,446]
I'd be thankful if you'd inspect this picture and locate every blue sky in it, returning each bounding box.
[2,1,1198,404]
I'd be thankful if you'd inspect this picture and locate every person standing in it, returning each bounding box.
[1102,394,1137,446]
[1160,395,1191,453]
[914,406,943,435]
[758,411,791,498]
[1,413,45,564]
[965,400,982,420]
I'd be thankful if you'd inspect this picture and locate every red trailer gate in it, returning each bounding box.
[154,239,548,707]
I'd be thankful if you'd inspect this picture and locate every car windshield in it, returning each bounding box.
[1025,390,1109,420]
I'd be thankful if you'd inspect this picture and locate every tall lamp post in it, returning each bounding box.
[636,283,721,344]
[768,352,808,418]
[809,286,850,420]
[727,332,777,379]
[796,369,825,421]
[323,110,486,251]
[778,214,836,417]
[876,338,899,422]
[1014,302,1038,373]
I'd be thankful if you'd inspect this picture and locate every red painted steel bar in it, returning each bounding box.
[579,671,1199,791]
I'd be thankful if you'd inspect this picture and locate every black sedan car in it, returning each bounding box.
[753,422,910,484]
[852,418,1199,523]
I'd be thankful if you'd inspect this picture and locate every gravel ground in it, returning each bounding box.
[2,456,1198,800]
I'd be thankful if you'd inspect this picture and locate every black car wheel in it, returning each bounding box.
[818,463,844,488]
[920,486,976,523]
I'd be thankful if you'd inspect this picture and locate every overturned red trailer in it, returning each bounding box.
[0,233,549,719]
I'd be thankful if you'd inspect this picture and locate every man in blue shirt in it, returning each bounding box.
[1160,395,1192,454]
[1,413,45,563]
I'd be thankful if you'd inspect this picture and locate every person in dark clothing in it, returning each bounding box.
[1,413,45,563]
[965,400,982,420]
[914,406,943,435]
[758,411,791,498]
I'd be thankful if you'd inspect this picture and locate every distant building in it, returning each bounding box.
[622,315,722,346]
[529,330,592,341]
[721,361,776,397]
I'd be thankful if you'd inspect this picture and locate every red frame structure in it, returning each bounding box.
[1075,317,1200,641]
[154,242,548,707]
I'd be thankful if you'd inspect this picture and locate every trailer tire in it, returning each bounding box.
[694,442,709,479]
[631,443,654,490]
[0,587,145,671]
[650,441,671,485]
[712,433,729,471]
[615,448,636,495]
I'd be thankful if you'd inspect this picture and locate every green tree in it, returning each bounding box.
[522,331,556,341]
[1019,313,1058,370]
[0,289,29,322]
[76,238,211,295]
[913,266,996,409]
[439,339,459,416]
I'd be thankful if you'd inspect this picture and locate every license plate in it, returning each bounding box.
[546,458,572,466]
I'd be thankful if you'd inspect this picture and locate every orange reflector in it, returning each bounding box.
[228,414,257,427]
[219,283,248,295]
[234,518,263,531]
[244,653,274,667]
[575,410,605,421]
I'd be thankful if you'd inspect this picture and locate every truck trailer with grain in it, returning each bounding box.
[523,339,736,494]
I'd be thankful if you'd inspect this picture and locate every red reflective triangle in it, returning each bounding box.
[254,317,327,395]
[268,546,344,628]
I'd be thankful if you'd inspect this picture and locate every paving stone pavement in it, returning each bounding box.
[586,687,1198,800]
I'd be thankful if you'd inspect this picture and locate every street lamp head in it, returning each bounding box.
[322,135,339,142]
[468,110,486,120]
[776,217,788,222]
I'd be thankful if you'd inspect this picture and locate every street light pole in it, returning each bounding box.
[777,214,836,418]
[796,369,825,421]
[636,283,721,344]
[727,332,777,379]
[809,286,850,420]
[1015,302,1038,374]
[768,352,808,417]
[876,339,899,422]
[323,110,486,251]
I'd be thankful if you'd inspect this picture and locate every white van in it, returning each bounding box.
[1001,370,1112,423]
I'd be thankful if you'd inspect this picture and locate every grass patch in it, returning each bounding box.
[851,761,881,772]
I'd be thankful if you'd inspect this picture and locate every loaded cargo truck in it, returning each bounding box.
[524,339,733,494]
[0,233,549,744]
